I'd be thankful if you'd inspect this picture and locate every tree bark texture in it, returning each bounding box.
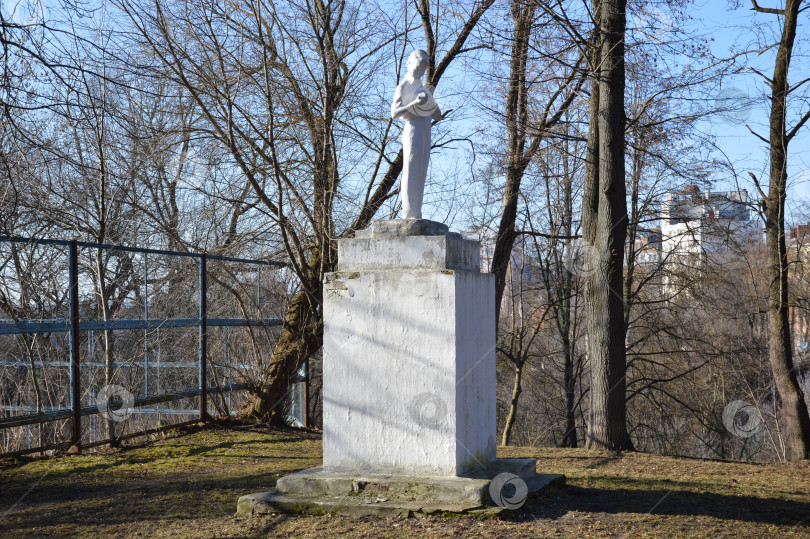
[759,0,810,461]
[582,0,634,451]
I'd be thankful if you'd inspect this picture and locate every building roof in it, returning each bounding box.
[664,188,750,225]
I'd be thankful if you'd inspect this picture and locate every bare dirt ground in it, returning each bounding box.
[1,421,809,538]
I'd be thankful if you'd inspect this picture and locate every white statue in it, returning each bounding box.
[391,50,441,220]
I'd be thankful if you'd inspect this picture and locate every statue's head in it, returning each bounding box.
[406,50,429,77]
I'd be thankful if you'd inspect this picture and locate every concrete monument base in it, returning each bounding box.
[236,458,565,517]
[323,219,496,476]
[237,219,565,517]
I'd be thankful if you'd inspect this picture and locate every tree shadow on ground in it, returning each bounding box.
[509,481,810,528]
[0,469,300,535]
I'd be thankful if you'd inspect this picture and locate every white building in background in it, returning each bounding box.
[661,185,756,259]
[659,185,759,294]
[631,227,662,266]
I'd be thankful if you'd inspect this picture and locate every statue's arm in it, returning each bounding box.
[391,84,407,119]
[392,84,428,120]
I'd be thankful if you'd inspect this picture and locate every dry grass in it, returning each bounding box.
[1,422,809,538]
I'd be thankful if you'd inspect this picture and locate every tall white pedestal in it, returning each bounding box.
[236,220,566,518]
[322,221,496,476]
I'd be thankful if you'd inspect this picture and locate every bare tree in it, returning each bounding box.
[489,0,585,323]
[747,0,810,461]
[582,0,633,451]
[119,0,496,424]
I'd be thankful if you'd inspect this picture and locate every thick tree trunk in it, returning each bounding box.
[765,218,810,460]
[243,241,327,425]
[582,0,633,451]
[501,362,524,446]
[761,0,810,461]
[244,282,323,425]
[491,0,536,324]
[562,339,578,447]
[492,169,522,324]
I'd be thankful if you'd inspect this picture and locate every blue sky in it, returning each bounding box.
[690,0,810,221]
[418,0,810,229]
[4,0,809,225]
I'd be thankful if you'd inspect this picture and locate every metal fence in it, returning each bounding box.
[0,236,288,456]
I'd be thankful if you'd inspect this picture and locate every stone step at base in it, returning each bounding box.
[237,492,490,518]
[274,458,542,504]
[237,461,566,517]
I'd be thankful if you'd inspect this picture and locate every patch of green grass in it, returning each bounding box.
[1,422,809,538]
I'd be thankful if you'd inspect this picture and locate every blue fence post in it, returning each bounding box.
[68,240,81,450]
[199,254,208,421]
